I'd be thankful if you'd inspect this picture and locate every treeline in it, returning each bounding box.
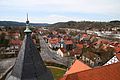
[50,20,120,30]
[0,21,49,27]
[0,21,25,26]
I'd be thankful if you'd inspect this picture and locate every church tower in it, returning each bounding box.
[60,38,64,48]
[5,14,54,80]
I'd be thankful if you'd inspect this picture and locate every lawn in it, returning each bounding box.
[48,66,66,80]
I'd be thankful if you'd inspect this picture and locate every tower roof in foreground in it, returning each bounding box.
[5,15,54,80]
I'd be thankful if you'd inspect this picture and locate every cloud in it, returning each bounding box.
[1,0,120,14]
[0,0,120,23]
[26,15,81,23]
[0,13,119,24]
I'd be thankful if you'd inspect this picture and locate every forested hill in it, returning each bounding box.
[0,21,49,27]
[0,20,120,29]
[50,20,120,30]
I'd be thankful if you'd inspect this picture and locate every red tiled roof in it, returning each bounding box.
[65,60,91,75]
[114,43,120,53]
[64,40,73,45]
[9,32,20,36]
[60,62,120,80]
[82,51,99,61]
[82,33,88,38]
[100,45,111,51]
[94,39,110,45]
[115,53,120,61]
[10,39,22,45]
[60,48,67,54]
[52,31,58,35]
[110,42,119,46]
[115,47,120,53]
[70,49,82,56]
[115,43,120,47]
[76,44,83,49]
[48,38,60,44]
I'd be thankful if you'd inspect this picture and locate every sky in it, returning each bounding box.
[0,0,120,23]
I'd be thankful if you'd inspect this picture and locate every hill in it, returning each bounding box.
[50,20,120,30]
[0,21,49,27]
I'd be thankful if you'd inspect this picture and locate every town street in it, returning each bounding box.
[39,34,70,66]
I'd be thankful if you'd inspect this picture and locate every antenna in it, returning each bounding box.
[26,13,29,24]
[27,13,28,21]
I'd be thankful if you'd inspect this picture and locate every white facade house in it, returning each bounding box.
[57,49,64,57]
[57,48,67,57]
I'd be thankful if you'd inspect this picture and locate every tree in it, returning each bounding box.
[0,32,6,39]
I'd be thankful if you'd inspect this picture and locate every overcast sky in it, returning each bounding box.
[0,0,120,23]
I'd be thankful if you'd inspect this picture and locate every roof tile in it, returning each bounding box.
[60,62,120,80]
[65,60,91,75]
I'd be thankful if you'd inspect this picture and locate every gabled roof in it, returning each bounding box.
[6,33,53,80]
[82,51,100,62]
[82,33,88,38]
[76,44,83,49]
[94,39,110,45]
[115,47,120,53]
[10,32,20,36]
[48,38,60,44]
[64,40,73,45]
[70,49,82,56]
[6,21,53,80]
[9,39,22,45]
[52,31,58,35]
[59,48,67,54]
[60,62,120,80]
[65,60,91,75]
